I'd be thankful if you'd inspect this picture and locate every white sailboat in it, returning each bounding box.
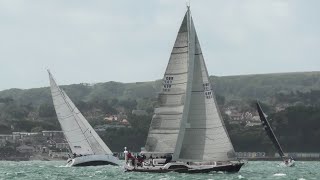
[48,70,120,167]
[124,6,243,173]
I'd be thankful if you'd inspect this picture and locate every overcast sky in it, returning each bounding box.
[0,0,319,91]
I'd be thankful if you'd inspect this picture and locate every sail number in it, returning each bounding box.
[203,83,213,99]
[163,76,173,92]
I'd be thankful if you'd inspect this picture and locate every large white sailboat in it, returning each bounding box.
[124,7,244,173]
[48,71,120,167]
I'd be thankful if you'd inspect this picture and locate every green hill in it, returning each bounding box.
[213,71,320,100]
[1,71,320,152]
[1,71,319,106]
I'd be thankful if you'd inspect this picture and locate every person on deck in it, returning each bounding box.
[137,155,145,167]
[150,155,154,167]
[127,151,134,160]
[165,154,172,164]
[127,151,136,166]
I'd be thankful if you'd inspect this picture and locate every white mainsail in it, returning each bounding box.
[48,71,113,155]
[144,12,189,154]
[145,7,235,162]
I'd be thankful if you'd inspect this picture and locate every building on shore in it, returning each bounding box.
[16,145,35,153]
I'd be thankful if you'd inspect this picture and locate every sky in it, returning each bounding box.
[0,0,319,91]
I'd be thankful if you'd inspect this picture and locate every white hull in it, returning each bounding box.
[66,154,121,167]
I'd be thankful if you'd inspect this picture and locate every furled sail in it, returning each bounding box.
[256,101,285,158]
[48,71,112,155]
[145,7,236,162]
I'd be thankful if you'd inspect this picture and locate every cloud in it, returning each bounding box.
[0,0,319,90]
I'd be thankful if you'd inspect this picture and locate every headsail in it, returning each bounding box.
[48,71,113,155]
[176,9,235,162]
[256,101,285,158]
[145,8,235,162]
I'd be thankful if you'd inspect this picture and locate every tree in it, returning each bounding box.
[38,104,55,117]
[215,94,225,106]
[31,126,44,132]
[0,124,11,134]
[119,99,137,112]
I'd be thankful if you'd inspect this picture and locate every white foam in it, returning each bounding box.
[238,175,245,179]
[57,165,69,168]
[273,173,286,176]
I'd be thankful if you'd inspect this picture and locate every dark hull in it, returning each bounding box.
[73,160,118,167]
[126,163,244,174]
[188,163,244,173]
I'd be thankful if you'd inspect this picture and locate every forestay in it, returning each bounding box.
[48,71,112,155]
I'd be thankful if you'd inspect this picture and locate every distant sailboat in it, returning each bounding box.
[256,101,295,167]
[124,6,244,173]
[48,70,120,166]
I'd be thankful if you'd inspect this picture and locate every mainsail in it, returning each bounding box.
[145,7,235,162]
[256,101,285,158]
[48,71,113,155]
[144,11,189,154]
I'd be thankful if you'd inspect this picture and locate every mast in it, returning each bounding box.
[172,5,194,161]
[256,101,285,159]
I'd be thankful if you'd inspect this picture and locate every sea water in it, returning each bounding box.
[0,161,319,180]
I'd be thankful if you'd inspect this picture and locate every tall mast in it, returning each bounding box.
[172,5,193,161]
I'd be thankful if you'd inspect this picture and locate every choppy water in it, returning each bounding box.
[0,161,319,180]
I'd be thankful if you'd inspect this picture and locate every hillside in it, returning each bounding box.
[213,71,320,100]
[1,71,320,152]
[1,71,319,106]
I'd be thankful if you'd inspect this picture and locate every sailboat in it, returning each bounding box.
[48,70,121,167]
[256,101,295,167]
[124,7,244,173]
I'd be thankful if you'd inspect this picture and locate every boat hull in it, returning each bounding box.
[66,154,121,167]
[125,162,244,173]
[188,163,244,173]
[280,160,295,167]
